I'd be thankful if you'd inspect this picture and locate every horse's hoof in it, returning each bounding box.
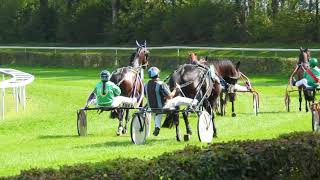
[117,127,123,136]
[184,134,191,141]
[176,135,182,142]
[232,113,236,117]
[187,128,193,135]
[122,128,127,134]
[299,108,302,111]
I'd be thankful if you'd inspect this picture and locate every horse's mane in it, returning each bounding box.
[212,60,238,77]
[129,52,136,66]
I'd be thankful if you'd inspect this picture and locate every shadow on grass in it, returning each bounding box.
[76,138,172,149]
[38,134,80,139]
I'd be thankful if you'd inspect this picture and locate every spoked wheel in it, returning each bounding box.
[77,109,87,136]
[253,94,259,116]
[197,110,214,143]
[312,109,320,132]
[131,113,147,144]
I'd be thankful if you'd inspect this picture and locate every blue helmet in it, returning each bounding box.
[148,67,160,78]
[100,70,110,82]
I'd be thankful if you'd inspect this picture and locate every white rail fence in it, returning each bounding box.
[1,46,320,57]
[0,68,34,119]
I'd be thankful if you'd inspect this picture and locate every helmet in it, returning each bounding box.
[148,67,160,78]
[309,58,318,67]
[100,70,110,82]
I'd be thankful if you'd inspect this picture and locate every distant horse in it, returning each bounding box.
[163,57,221,141]
[213,60,241,117]
[293,47,314,112]
[189,52,241,117]
[109,40,149,135]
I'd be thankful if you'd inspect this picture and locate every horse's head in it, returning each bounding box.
[226,61,241,101]
[299,47,310,64]
[188,52,198,63]
[135,40,149,69]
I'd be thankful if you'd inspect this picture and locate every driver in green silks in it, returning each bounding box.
[85,70,137,108]
[85,70,121,107]
[293,58,320,88]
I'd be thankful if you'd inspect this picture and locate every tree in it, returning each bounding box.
[111,0,120,24]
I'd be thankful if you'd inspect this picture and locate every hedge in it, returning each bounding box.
[0,51,298,74]
[3,132,320,180]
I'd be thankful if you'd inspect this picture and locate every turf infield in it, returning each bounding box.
[0,67,311,177]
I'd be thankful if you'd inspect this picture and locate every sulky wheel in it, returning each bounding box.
[197,110,214,143]
[77,109,87,136]
[131,113,147,144]
[312,110,320,132]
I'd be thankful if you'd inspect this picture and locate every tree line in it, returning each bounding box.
[0,0,319,44]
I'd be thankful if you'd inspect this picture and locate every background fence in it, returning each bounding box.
[1,46,320,58]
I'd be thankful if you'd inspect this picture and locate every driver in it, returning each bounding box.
[85,70,136,108]
[145,67,197,136]
[292,58,320,88]
[145,67,176,136]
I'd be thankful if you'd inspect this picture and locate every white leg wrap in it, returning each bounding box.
[163,96,198,109]
[111,96,137,107]
[154,114,162,128]
[235,84,249,92]
[295,79,311,88]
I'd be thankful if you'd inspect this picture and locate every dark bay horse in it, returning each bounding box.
[294,47,314,112]
[163,63,221,141]
[109,40,149,135]
[213,60,241,117]
[188,52,241,117]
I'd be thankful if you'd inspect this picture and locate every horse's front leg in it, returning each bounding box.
[122,109,130,134]
[117,110,124,136]
[299,90,302,111]
[174,112,181,142]
[231,96,236,117]
[182,111,192,135]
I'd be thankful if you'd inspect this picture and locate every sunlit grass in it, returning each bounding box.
[0,66,312,177]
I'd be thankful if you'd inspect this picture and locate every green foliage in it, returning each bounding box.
[0,0,320,44]
[6,132,320,179]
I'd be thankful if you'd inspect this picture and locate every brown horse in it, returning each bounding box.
[295,47,314,112]
[213,60,241,117]
[188,52,241,117]
[162,53,221,141]
[109,40,149,135]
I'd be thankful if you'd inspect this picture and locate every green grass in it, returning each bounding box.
[0,66,312,177]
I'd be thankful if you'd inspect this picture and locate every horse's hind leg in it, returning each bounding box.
[299,90,302,111]
[174,113,181,142]
[122,109,130,134]
[182,111,192,135]
[231,99,236,117]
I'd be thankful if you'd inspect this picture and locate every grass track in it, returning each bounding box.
[0,66,312,177]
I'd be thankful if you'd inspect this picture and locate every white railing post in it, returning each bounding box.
[15,87,19,112]
[177,48,180,57]
[115,49,118,66]
[22,86,26,110]
[1,88,4,119]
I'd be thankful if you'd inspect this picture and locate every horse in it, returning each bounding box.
[162,55,221,141]
[213,60,241,117]
[294,47,314,112]
[188,52,241,117]
[109,40,149,135]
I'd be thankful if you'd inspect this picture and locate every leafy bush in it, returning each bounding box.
[5,132,320,180]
